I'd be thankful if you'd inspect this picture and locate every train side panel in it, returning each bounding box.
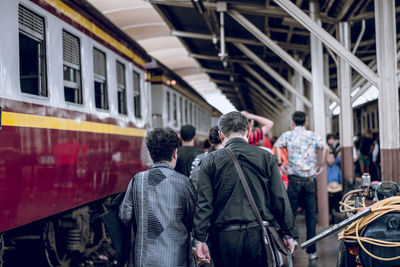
[0,0,151,233]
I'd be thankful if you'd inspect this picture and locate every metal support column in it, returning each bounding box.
[310,0,329,227]
[323,53,332,134]
[374,0,400,182]
[293,55,304,112]
[338,22,354,192]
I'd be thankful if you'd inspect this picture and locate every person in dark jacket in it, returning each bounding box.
[189,126,223,190]
[119,128,196,267]
[175,125,203,177]
[193,111,297,267]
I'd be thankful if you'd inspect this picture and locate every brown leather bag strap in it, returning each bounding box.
[226,147,276,266]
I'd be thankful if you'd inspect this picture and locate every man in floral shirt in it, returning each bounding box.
[273,111,328,260]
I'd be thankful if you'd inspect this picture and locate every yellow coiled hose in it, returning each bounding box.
[338,196,400,261]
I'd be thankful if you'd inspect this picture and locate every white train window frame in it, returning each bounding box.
[116,60,127,115]
[18,4,48,99]
[93,47,109,111]
[62,30,83,105]
[132,69,142,119]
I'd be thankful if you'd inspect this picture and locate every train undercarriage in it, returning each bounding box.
[1,197,118,267]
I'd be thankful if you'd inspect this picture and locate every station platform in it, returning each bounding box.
[293,214,340,267]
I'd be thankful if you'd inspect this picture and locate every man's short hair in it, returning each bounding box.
[180,125,196,141]
[218,111,248,137]
[209,126,221,145]
[146,128,180,163]
[292,111,306,126]
[326,133,335,142]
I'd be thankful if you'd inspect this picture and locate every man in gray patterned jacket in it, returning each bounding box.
[119,127,196,267]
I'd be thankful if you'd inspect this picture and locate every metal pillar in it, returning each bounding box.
[310,0,329,227]
[323,53,332,134]
[293,55,304,112]
[374,0,400,182]
[338,22,354,192]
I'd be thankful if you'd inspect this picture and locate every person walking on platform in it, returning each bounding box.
[175,124,203,177]
[273,111,329,260]
[119,128,196,267]
[190,126,223,190]
[193,111,297,267]
[241,110,274,148]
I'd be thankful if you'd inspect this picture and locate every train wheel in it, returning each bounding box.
[43,222,71,267]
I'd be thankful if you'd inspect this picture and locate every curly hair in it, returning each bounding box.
[208,126,221,145]
[146,128,180,163]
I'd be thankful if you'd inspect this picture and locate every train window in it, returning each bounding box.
[367,113,370,130]
[93,48,108,110]
[179,97,183,126]
[18,5,47,97]
[62,31,82,104]
[173,94,177,127]
[133,71,141,118]
[167,91,171,122]
[116,61,127,114]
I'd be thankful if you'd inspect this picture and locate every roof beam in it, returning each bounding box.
[150,0,335,23]
[189,53,256,65]
[171,30,309,52]
[274,0,379,88]
[218,86,247,109]
[269,27,309,36]
[210,78,247,86]
[237,43,311,107]
[242,64,294,108]
[228,10,340,104]
[248,93,280,120]
[244,77,285,112]
[247,88,280,117]
[202,68,239,75]
[249,94,281,118]
[349,6,400,22]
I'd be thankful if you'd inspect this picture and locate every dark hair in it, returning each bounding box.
[218,111,248,137]
[180,125,196,141]
[292,111,306,126]
[208,126,221,145]
[326,133,335,142]
[203,140,211,149]
[146,128,180,163]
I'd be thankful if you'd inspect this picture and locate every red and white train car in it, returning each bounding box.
[0,0,216,265]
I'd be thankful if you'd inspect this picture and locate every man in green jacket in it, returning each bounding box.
[193,111,297,267]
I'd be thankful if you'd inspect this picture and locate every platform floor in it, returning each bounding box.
[292,214,340,267]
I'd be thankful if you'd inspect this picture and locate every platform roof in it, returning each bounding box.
[88,0,400,118]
